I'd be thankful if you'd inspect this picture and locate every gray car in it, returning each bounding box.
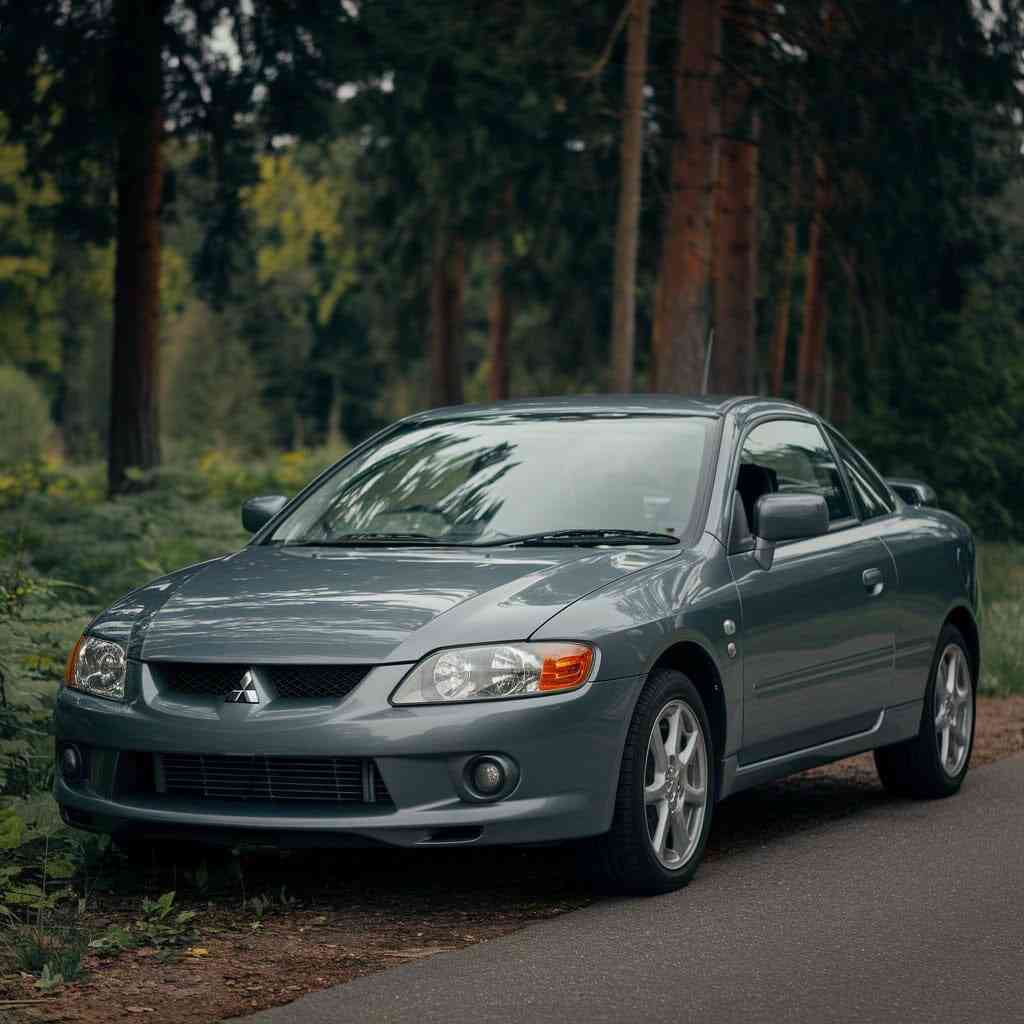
[55,396,979,894]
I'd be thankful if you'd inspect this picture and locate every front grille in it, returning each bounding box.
[264,665,370,700]
[152,663,371,701]
[156,663,242,697]
[157,753,393,806]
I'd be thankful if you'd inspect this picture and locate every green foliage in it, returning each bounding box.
[90,891,200,957]
[0,365,53,465]
[1,448,342,607]
[0,815,80,925]
[0,551,92,799]
[14,923,87,987]
[977,544,1024,696]
[163,301,275,452]
[0,804,25,847]
[754,0,1024,536]
[0,128,59,372]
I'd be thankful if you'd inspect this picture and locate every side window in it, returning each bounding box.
[738,419,854,526]
[825,426,895,519]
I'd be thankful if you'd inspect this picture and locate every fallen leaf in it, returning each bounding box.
[185,947,210,958]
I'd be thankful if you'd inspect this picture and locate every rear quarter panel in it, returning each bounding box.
[878,508,977,705]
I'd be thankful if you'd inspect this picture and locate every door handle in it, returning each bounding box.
[862,568,885,596]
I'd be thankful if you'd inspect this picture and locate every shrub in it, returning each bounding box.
[0,366,52,467]
[13,923,88,985]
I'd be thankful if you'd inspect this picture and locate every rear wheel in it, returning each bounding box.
[874,625,975,799]
[585,669,715,895]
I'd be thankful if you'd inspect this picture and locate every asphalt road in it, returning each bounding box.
[236,757,1024,1024]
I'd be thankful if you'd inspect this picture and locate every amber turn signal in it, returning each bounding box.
[65,635,85,685]
[538,645,595,692]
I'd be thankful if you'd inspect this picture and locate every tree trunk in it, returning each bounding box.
[610,0,651,393]
[796,155,828,409]
[769,149,800,396]
[651,0,721,394]
[488,236,511,401]
[326,376,344,445]
[710,18,760,395]
[108,0,165,495]
[430,221,465,407]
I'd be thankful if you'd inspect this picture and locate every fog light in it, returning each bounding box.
[469,757,506,797]
[61,745,83,782]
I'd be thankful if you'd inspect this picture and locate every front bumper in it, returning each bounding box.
[54,663,643,848]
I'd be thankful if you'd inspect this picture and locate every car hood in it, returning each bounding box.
[89,544,680,664]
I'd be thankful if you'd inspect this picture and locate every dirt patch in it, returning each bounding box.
[1,904,567,1024]
[4,696,1023,1024]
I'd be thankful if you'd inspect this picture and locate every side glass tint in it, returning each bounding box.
[738,419,854,526]
[825,427,894,519]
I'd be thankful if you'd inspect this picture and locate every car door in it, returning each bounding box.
[823,423,956,710]
[727,417,897,765]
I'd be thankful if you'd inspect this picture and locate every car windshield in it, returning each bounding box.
[267,412,713,547]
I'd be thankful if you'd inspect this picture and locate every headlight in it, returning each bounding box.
[64,635,128,701]
[391,642,597,705]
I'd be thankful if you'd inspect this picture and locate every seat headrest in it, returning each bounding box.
[736,463,778,533]
[730,490,752,548]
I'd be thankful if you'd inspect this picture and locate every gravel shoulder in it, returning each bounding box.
[3,695,1022,1024]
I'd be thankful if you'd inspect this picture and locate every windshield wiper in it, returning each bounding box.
[286,532,444,547]
[486,529,680,548]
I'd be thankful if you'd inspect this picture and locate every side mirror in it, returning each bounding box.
[886,478,936,507]
[752,493,829,569]
[242,495,289,534]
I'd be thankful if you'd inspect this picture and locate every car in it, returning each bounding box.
[55,395,979,894]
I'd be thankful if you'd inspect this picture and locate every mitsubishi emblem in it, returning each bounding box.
[226,669,260,704]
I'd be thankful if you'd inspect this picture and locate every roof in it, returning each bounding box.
[408,394,814,424]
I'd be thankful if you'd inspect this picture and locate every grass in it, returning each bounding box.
[13,923,88,982]
[978,542,1024,695]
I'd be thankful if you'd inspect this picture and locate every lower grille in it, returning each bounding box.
[156,753,392,806]
[152,663,371,701]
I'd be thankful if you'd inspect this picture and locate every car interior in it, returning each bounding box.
[730,463,778,550]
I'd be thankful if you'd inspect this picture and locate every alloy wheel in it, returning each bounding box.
[644,699,709,870]
[934,643,973,778]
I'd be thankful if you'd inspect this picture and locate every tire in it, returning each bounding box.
[874,624,976,799]
[584,668,716,896]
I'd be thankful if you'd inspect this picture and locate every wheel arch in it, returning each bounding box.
[650,641,727,775]
[944,603,980,686]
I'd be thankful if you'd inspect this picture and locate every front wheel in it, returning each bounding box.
[585,669,716,895]
[874,624,975,799]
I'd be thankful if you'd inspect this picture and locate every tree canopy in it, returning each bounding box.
[0,0,1021,531]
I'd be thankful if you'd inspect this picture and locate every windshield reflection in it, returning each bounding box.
[269,413,711,547]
